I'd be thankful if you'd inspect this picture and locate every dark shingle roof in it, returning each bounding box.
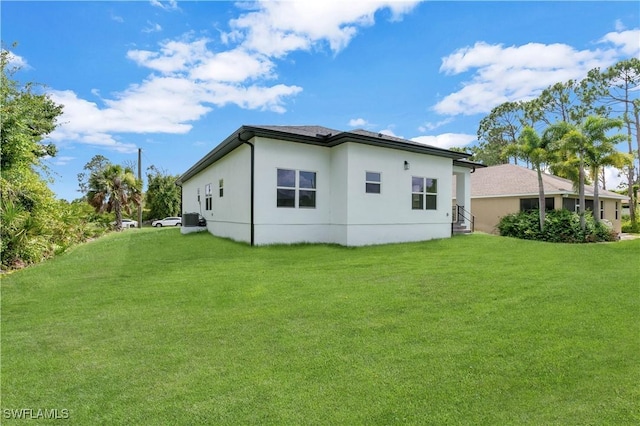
[247,125,339,138]
[178,124,482,184]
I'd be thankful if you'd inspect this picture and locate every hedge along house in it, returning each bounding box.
[470,164,629,234]
[177,125,479,246]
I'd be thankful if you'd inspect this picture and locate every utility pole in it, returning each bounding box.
[138,148,143,228]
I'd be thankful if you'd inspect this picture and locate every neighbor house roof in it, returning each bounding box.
[471,164,628,200]
[178,125,483,184]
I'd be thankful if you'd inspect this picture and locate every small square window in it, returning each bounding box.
[277,189,295,207]
[365,172,381,194]
[299,171,316,189]
[277,169,296,187]
[299,190,316,208]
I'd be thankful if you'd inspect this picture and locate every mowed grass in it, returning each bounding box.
[1,229,639,425]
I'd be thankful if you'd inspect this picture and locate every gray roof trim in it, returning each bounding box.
[453,159,487,170]
[178,125,475,184]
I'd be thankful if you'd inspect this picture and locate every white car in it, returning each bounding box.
[152,217,182,227]
[111,218,138,228]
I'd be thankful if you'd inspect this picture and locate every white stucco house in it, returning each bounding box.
[177,125,480,246]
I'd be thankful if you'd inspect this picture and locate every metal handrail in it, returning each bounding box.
[452,204,475,233]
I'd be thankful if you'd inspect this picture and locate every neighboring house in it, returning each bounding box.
[470,164,628,234]
[178,125,480,246]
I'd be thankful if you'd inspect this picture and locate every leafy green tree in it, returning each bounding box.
[504,127,554,231]
[0,45,64,268]
[536,80,593,125]
[595,58,640,228]
[77,154,110,196]
[87,164,142,231]
[1,47,61,172]
[145,166,181,220]
[476,101,526,165]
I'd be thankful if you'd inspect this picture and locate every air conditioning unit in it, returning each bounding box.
[182,212,200,227]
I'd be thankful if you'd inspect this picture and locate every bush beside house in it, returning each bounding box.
[498,209,618,243]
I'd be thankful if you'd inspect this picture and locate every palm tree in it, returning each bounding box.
[87,164,142,230]
[504,126,554,231]
[546,116,628,230]
[545,121,590,230]
[583,117,630,222]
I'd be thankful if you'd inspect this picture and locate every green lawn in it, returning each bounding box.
[2,229,639,425]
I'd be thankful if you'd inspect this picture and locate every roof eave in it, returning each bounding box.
[179,125,475,184]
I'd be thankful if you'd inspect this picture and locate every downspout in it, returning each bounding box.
[238,131,255,246]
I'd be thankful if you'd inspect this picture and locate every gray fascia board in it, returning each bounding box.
[453,159,486,169]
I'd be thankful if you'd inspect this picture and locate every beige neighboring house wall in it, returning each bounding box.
[470,164,628,234]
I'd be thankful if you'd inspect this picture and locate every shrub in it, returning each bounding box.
[498,209,618,243]
[620,212,640,234]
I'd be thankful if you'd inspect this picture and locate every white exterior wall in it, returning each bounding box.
[181,144,252,243]
[183,137,466,246]
[253,137,334,245]
[339,143,453,245]
[329,144,349,245]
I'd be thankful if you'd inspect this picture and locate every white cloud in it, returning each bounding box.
[418,118,453,132]
[48,74,302,150]
[4,50,30,70]
[51,156,75,166]
[348,118,370,127]
[227,1,420,57]
[143,21,163,33]
[200,82,303,113]
[46,2,417,153]
[599,29,640,56]
[150,0,179,11]
[127,38,211,74]
[190,49,275,82]
[434,28,637,116]
[411,133,476,149]
[603,166,626,191]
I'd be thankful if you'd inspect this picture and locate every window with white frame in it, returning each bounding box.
[277,169,316,208]
[411,176,437,210]
[205,184,212,210]
[600,200,604,219]
[615,202,619,220]
[219,179,224,197]
[365,171,381,194]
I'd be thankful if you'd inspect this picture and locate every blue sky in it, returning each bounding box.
[3,0,639,201]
